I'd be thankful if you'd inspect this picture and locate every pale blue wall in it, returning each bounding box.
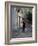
[11,7,17,30]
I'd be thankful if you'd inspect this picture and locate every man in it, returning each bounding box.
[22,18,25,32]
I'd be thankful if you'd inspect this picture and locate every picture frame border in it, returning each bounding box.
[5,1,37,45]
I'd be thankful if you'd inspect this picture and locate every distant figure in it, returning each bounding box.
[22,19,25,32]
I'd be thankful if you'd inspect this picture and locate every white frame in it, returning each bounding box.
[5,2,37,44]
